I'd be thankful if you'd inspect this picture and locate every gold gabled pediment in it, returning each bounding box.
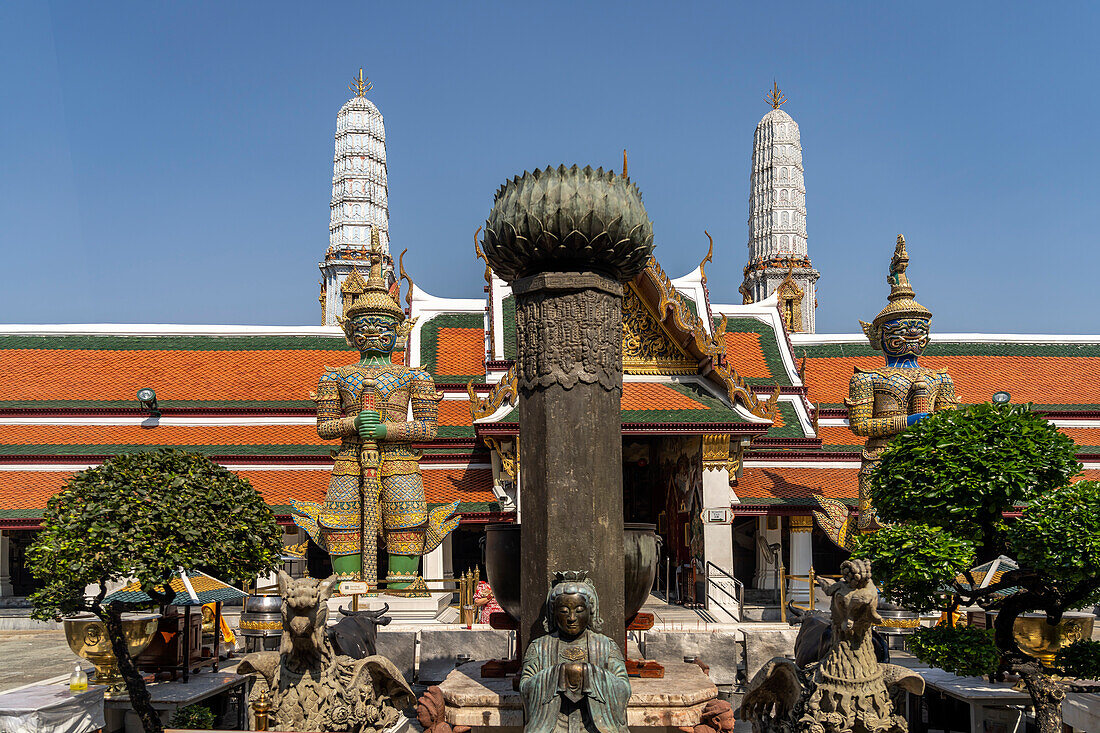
[622,285,697,375]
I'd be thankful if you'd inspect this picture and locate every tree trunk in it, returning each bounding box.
[100,607,163,733]
[1018,664,1065,733]
[991,597,1064,733]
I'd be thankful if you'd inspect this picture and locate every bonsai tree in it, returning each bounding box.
[29,449,283,733]
[852,402,1100,733]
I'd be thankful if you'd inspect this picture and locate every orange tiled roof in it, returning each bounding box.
[423,464,495,504]
[0,465,495,516]
[435,328,485,379]
[805,355,1100,407]
[0,471,62,511]
[622,383,710,411]
[817,425,859,447]
[0,349,350,404]
[724,332,772,379]
[736,465,1100,505]
[736,466,858,504]
[0,425,327,448]
[438,400,475,428]
[816,420,1100,450]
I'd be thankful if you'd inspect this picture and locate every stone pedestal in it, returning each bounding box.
[326,592,453,624]
[514,272,627,651]
[438,661,716,731]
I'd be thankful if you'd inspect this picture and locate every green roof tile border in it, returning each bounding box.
[502,295,517,360]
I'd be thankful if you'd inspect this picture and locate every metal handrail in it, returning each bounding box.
[704,561,744,621]
[778,563,836,616]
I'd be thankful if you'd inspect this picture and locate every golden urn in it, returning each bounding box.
[1012,612,1095,668]
[63,613,161,698]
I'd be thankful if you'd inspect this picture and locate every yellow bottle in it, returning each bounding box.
[68,665,88,693]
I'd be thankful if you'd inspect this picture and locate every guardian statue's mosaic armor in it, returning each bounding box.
[293,240,459,591]
[847,236,958,530]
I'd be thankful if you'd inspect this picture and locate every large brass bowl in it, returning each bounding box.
[1013,612,1094,668]
[63,613,161,698]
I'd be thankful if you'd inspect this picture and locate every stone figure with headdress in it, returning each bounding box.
[740,560,924,733]
[833,236,959,535]
[519,571,631,733]
[291,232,460,591]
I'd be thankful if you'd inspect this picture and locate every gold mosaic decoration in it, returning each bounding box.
[622,285,697,374]
[701,433,731,471]
[776,268,804,332]
[239,619,283,631]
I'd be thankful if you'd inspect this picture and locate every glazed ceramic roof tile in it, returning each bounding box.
[620,383,710,411]
[736,465,858,504]
[736,464,1100,505]
[722,331,772,379]
[0,464,496,520]
[106,571,248,605]
[798,340,1100,409]
[717,316,794,386]
[418,314,485,382]
[0,330,485,409]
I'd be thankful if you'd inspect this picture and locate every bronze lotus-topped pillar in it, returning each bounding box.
[481,165,654,652]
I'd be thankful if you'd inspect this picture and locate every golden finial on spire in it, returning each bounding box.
[622,149,628,179]
[349,68,372,98]
[767,81,786,110]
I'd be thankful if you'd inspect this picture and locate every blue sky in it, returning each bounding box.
[2,2,1098,333]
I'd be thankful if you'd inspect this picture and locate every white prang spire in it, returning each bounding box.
[319,69,392,325]
[741,84,819,333]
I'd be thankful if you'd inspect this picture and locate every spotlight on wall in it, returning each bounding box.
[137,388,160,416]
[992,391,1011,404]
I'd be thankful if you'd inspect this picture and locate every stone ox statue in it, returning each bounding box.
[237,571,414,732]
[740,560,924,733]
[329,604,392,659]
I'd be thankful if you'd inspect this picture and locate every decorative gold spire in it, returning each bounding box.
[349,68,372,98]
[859,235,932,348]
[622,149,628,179]
[886,234,914,302]
[767,81,786,110]
[339,228,404,323]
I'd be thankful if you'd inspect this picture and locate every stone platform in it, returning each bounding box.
[438,660,717,732]
[326,592,454,624]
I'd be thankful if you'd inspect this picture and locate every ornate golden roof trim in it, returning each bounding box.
[635,257,769,420]
[468,364,518,422]
[623,283,697,374]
